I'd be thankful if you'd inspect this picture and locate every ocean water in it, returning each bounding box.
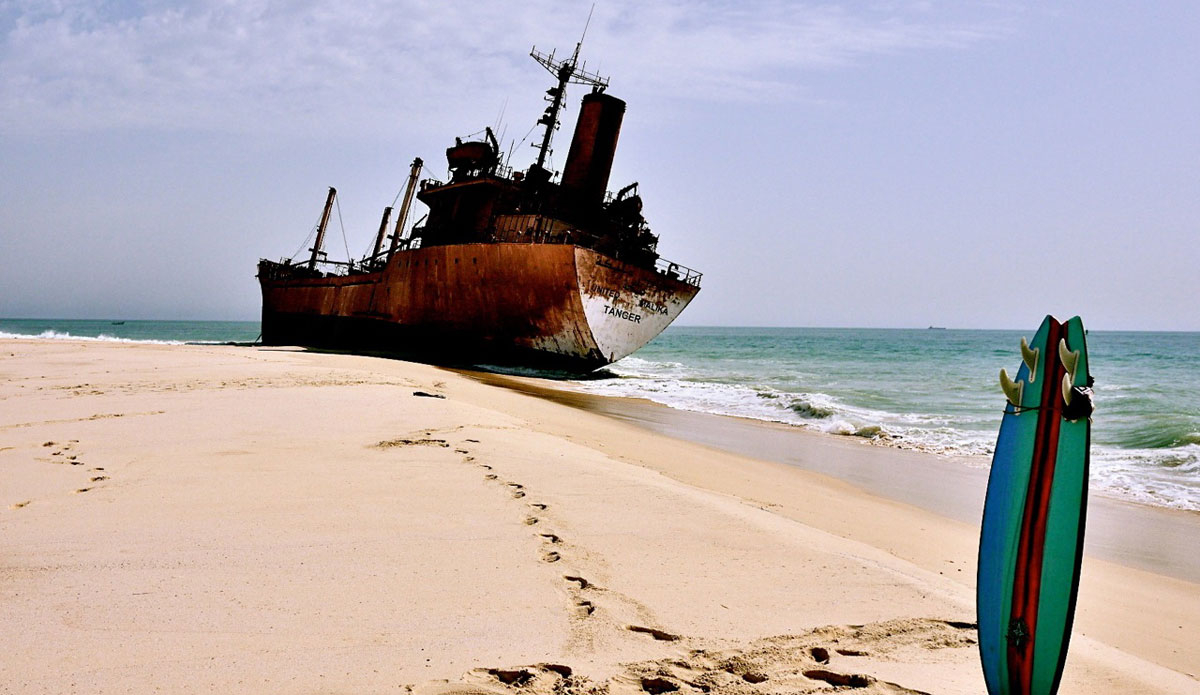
[4,319,1198,512]
[0,318,260,345]
[569,327,1200,513]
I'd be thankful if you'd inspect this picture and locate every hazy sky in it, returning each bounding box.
[2,1,1197,330]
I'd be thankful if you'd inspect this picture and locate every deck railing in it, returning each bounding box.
[266,229,702,288]
[476,228,702,286]
[653,257,702,286]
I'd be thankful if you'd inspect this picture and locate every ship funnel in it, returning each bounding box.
[561,91,625,208]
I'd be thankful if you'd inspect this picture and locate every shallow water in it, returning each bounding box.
[568,326,1200,512]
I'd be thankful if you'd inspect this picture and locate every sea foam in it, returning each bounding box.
[570,348,1200,512]
[0,330,185,345]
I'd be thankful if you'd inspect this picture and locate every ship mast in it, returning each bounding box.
[370,206,393,261]
[389,157,424,257]
[308,186,336,270]
[529,17,608,173]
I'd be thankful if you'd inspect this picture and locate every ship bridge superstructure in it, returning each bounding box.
[403,43,699,287]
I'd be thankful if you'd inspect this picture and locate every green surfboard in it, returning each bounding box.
[977,315,1093,695]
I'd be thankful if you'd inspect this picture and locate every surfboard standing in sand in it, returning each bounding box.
[977,315,1094,695]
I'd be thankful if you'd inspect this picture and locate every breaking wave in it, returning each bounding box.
[789,397,835,419]
[0,329,184,345]
[568,349,1200,512]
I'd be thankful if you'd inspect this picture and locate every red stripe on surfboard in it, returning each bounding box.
[1008,319,1066,694]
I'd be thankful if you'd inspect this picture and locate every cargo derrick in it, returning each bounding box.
[257,40,701,371]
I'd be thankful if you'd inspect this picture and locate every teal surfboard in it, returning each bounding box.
[977,315,1092,695]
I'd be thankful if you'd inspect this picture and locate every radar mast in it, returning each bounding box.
[529,12,608,173]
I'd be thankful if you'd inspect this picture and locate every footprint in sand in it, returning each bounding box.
[373,438,449,449]
[563,575,589,589]
[525,516,540,526]
[539,533,560,544]
[9,500,31,510]
[541,550,561,563]
[485,474,498,480]
[627,625,680,641]
[802,669,872,688]
[529,503,547,511]
[74,487,92,494]
[486,669,533,687]
[475,663,572,689]
[91,476,108,482]
[442,618,944,695]
[511,490,526,499]
[575,599,595,617]
[640,677,679,694]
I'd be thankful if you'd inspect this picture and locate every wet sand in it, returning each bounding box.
[1,340,1196,694]
[471,371,1200,584]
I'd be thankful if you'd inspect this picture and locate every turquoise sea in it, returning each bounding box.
[571,327,1200,513]
[4,319,1198,512]
[0,318,261,344]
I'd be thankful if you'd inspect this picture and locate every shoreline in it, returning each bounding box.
[3,340,1197,693]
[466,369,1200,584]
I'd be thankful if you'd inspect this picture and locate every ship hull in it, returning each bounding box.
[258,243,699,371]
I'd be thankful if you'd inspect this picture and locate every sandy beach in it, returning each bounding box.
[2,339,1197,694]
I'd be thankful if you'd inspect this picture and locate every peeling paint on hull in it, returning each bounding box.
[258,243,698,372]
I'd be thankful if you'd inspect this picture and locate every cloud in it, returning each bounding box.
[0,0,1013,136]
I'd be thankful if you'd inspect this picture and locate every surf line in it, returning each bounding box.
[1006,318,1067,694]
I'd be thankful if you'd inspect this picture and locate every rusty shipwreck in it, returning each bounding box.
[257,42,701,372]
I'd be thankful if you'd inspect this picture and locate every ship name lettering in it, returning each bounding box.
[603,305,642,323]
[638,298,669,315]
[588,282,620,300]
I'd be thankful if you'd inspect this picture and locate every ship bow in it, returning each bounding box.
[574,247,699,365]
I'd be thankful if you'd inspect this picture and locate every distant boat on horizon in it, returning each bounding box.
[110,321,125,325]
[928,326,947,330]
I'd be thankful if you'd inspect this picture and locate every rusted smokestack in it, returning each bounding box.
[561,92,625,208]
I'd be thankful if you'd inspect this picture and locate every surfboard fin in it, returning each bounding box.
[1061,373,1073,406]
[1058,338,1079,380]
[1000,368,1023,409]
[1020,337,1039,380]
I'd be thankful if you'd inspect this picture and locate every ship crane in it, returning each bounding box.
[529,40,608,173]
